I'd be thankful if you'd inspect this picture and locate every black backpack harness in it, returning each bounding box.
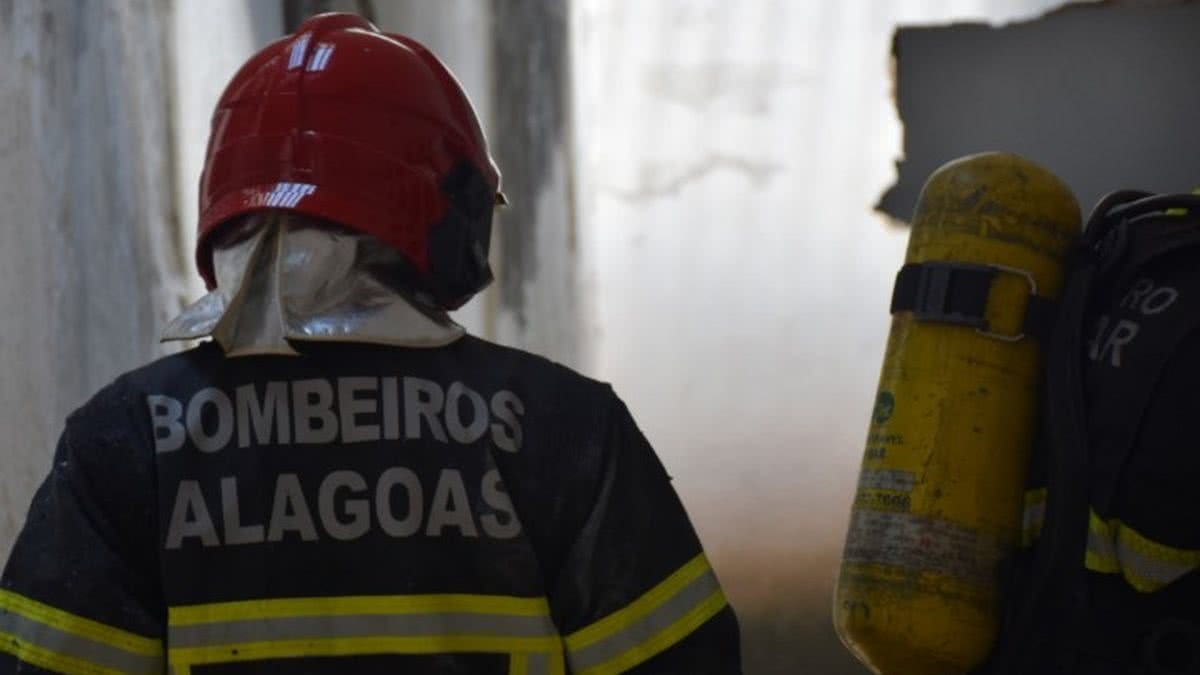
[990,191,1200,675]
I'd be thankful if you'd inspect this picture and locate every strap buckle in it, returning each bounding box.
[977,264,1038,342]
[894,261,1039,342]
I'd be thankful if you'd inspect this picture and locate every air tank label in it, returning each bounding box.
[863,390,907,463]
[856,469,916,492]
[842,509,1004,584]
[854,469,916,512]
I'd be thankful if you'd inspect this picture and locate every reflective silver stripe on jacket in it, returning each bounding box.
[167,594,565,672]
[0,591,163,675]
[169,611,559,648]
[565,554,727,675]
[1086,510,1200,592]
[1021,488,1047,547]
[514,651,555,675]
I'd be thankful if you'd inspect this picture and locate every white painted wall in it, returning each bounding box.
[0,0,189,561]
[571,1,1070,671]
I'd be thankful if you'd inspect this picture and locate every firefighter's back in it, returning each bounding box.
[137,336,608,673]
[3,335,741,674]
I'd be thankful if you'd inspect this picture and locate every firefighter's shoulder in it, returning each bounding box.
[452,333,616,411]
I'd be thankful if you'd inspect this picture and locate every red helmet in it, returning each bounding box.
[197,13,502,309]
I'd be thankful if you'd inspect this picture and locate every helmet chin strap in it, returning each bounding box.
[162,212,464,356]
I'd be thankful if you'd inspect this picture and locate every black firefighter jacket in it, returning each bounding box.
[0,337,742,674]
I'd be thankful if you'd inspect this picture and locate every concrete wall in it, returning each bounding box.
[0,0,189,561]
[489,0,582,369]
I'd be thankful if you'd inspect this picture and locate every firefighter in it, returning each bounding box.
[0,13,741,675]
[983,190,1200,675]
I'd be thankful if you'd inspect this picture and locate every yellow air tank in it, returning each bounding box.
[833,152,1081,675]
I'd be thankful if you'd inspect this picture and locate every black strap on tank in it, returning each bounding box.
[891,261,1057,340]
